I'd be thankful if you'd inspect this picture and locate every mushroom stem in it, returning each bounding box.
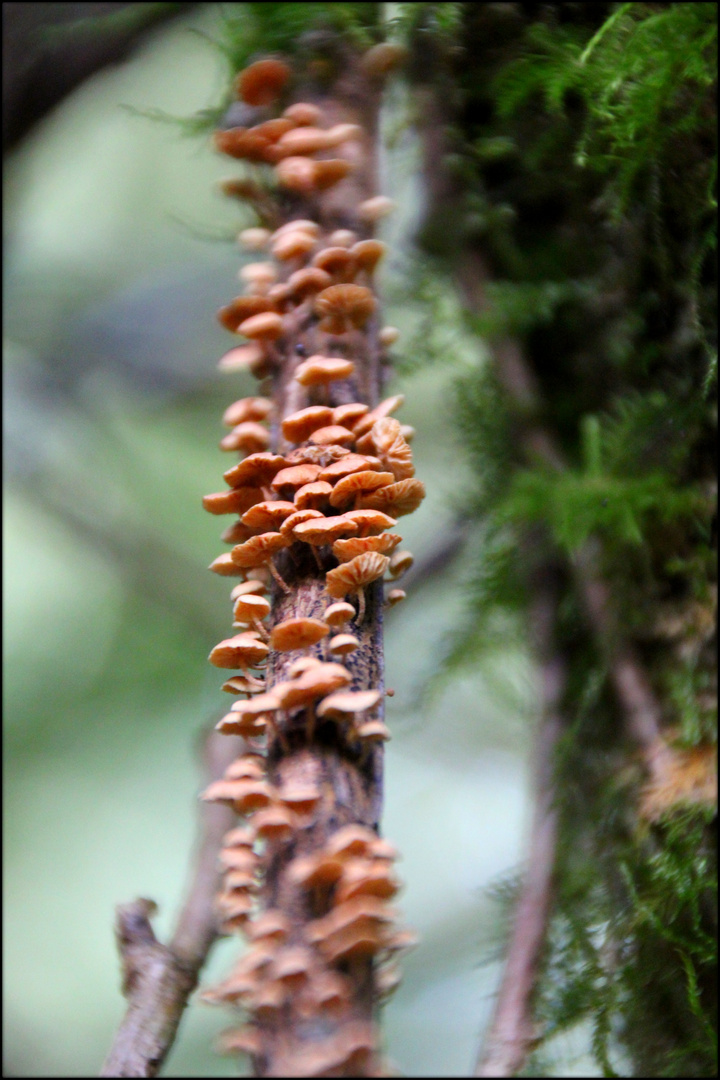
[252,618,270,642]
[268,558,290,593]
[356,587,366,625]
[311,545,324,573]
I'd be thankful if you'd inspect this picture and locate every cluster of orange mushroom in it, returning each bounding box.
[199,53,420,1073]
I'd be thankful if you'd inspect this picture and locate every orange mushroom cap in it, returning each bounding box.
[223,453,287,489]
[238,311,284,341]
[235,58,291,106]
[357,478,426,517]
[270,617,329,651]
[294,356,356,386]
[328,470,395,509]
[241,500,297,532]
[314,284,376,334]
[231,532,290,568]
[332,532,402,562]
[281,405,334,443]
[222,396,273,428]
[292,515,360,546]
[325,551,390,599]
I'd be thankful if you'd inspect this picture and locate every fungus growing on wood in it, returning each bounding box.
[351,239,387,278]
[294,481,333,510]
[271,229,317,262]
[238,311,284,341]
[314,283,376,334]
[276,155,318,194]
[273,662,352,710]
[312,246,357,282]
[222,674,266,695]
[239,227,271,251]
[241,500,297,532]
[317,689,382,725]
[279,508,324,539]
[308,425,356,447]
[357,720,392,742]
[283,101,322,126]
[318,452,377,481]
[328,470,395,510]
[276,125,332,156]
[367,417,415,480]
[329,633,360,657]
[389,550,414,578]
[332,532,402,562]
[329,229,357,248]
[235,58,291,106]
[385,587,406,609]
[252,803,295,842]
[239,262,277,291]
[232,593,272,635]
[332,404,370,430]
[325,551,390,622]
[286,267,333,301]
[209,633,270,670]
[222,396,273,428]
[294,356,356,386]
[223,452,287,489]
[323,601,356,627]
[203,487,264,517]
[342,508,398,536]
[231,532,291,592]
[270,617,329,652]
[219,421,270,454]
[357,195,396,222]
[358,478,426,517]
[217,343,269,377]
[280,406,334,444]
[353,394,406,438]
[313,158,354,190]
[217,296,275,333]
[209,553,247,577]
[292,515,360,546]
[230,579,268,600]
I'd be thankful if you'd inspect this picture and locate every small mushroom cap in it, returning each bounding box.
[324,123,363,146]
[271,463,323,494]
[332,532,402,562]
[324,824,377,859]
[222,396,273,427]
[270,617,329,651]
[325,551,391,598]
[379,325,400,346]
[225,757,266,784]
[274,662,352,708]
[276,125,332,155]
[216,1025,262,1057]
[367,417,415,480]
[288,853,345,889]
[308,424,356,447]
[328,470,395,509]
[318,452,378,482]
[276,155,318,194]
[221,519,255,544]
[318,690,381,720]
[222,674,266,695]
[368,837,400,861]
[313,158,354,190]
[219,421,270,454]
[209,553,246,577]
[314,283,376,333]
[294,356,356,386]
[294,481,333,510]
[270,945,316,984]
[329,633,360,657]
[217,343,268,376]
[271,229,317,261]
[252,803,295,840]
[217,295,274,332]
[358,195,396,222]
[332,403,370,429]
[279,508,324,538]
[389,550,414,577]
[340,508,397,536]
[335,858,401,902]
[292,515,360,545]
[223,452,287,489]
[283,101,322,126]
[230,580,268,600]
[233,593,272,623]
[281,405,334,443]
[231,532,289,568]
[238,227,272,251]
[357,720,392,741]
[214,126,278,162]
[351,239,387,274]
[216,712,267,737]
[239,261,277,286]
[329,229,357,247]
[245,909,291,943]
[278,783,322,811]
[273,1021,378,1079]
[209,633,270,669]
[204,778,272,813]
[236,58,291,106]
[312,246,357,282]
[286,656,322,678]
[323,601,356,627]
[385,587,406,608]
[241,500,297,532]
[286,266,333,300]
[239,311,284,340]
[271,218,320,241]
[203,486,264,516]
[353,394,406,437]
[223,825,258,847]
[358,478,426,517]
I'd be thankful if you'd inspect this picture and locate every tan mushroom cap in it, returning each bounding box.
[270,945,316,985]
[217,1026,262,1057]
[221,519,254,544]
[325,551,390,599]
[368,837,400,862]
[286,656,322,678]
[294,481,333,510]
[276,125,332,156]
[292,515,360,546]
[274,662,352,708]
[379,325,400,346]
[217,295,274,332]
[308,424,356,447]
[294,356,356,386]
[323,824,377,860]
[230,580,268,600]
[358,478,426,517]
[248,980,287,1020]
[203,778,272,814]
[214,126,277,162]
[222,824,257,847]
[318,452,378,482]
[357,719,392,741]
[241,500,297,532]
[317,689,381,720]
[270,617,329,652]
[314,283,376,334]
[328,470,395,509]
[271,463,323,494]
[335,858,401,903]
[239,227,272,251]
[329,229,357,248]
[217,343,268,376]
[342,508,398,535]
[239,311,284,340]
[216,709,267,737]
[351,239,387,275]
[314,158,354,190]
[286,267,333,301]
[219,421,270,454]
[221,674,266,695]
[332,532,402,562]
[203,486,265,516]
[385,588,406,608]
[223,452,287,489]
[323,601,356,627]
[233,593,272,623]
[235,58,291,106]
[278,783,322,813]
[222,396,273,428]
[209,633,270,669]
[329,633,360,656]
[279,508,324,538]
[353,394,406,437]
[283,101,322,126]
[287,853,345,889]
[245,909,291,943]
[239,261,278,287]
[281,405,334,443]
[296,971,351,1017]
[252,803,295,841]
[389,550,414,577]
[276,155,318,194]
[367,417,415,479]
[217,841,259,873]
[225,757,266,784]
[209,553,246,577]
[271,230,317,262]
[274,1021,378,1079]
[271,218,320,241]
[332,403,370,429]
[358,195,396,222]
[231,532,289,568]
[312,246,357,282]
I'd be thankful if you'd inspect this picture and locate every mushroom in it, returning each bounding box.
[223,452,287,490]
[238,311,284,341]
[276,155,318,194]
[357,719,392,742]
[283,101,322,126]
[342,508,398,536]
[219,421,270,454]
[314,158,354,190]
[323,123,363,146]
[293,481,333,511]
[222,396,273,428]
[270,617,329,652]
[216,1026,262,1057]
[332,403,370,430]
[217,343,269,377]
[245,909,291,944]
[314,284,376,334]
[225,755,266,781]
[222,674,266,695]
[238,261,277,291]
[328,229,357,248]
[317,689,381,726]
[353,394,406,438]
[202,777,273,815]
[357,478,426,517]
[209,633,270,670]
[365,417,415,479]
[357,195,396,223]
[238,227,272,251]
[232,594,272,637]
[332,532,402,562]
[241,500,297,532]
[308,425,356,447]
[335,857,401,903]
[312,246,357,283]
[251,803,295,842]
[294,356,356,387]
[235,58,291,106]
[278,782,322,822]
[276,126,332,156]
[328,633,360,657]
[271,230,317,262]
[325,551,391,622]
[217,295,275,333]
[328,470,395,511]
[286,656,322,678]
[203,487,264,517]
[231,532,291,592]
[350,239,387,279]
[323,601,356,628]
[279,508,324,540]
[230,580,268,600]
[280,405,334,443]
[286,267,333,302]
[209,553,247,577]
[292,515,360,547]
[318,452,379,482]
[379,325,400,346]
[388,550,414,578]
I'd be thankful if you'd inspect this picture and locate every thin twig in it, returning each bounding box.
[100,730,240,1078]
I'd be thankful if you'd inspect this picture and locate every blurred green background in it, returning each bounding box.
[3,7,547,1076]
